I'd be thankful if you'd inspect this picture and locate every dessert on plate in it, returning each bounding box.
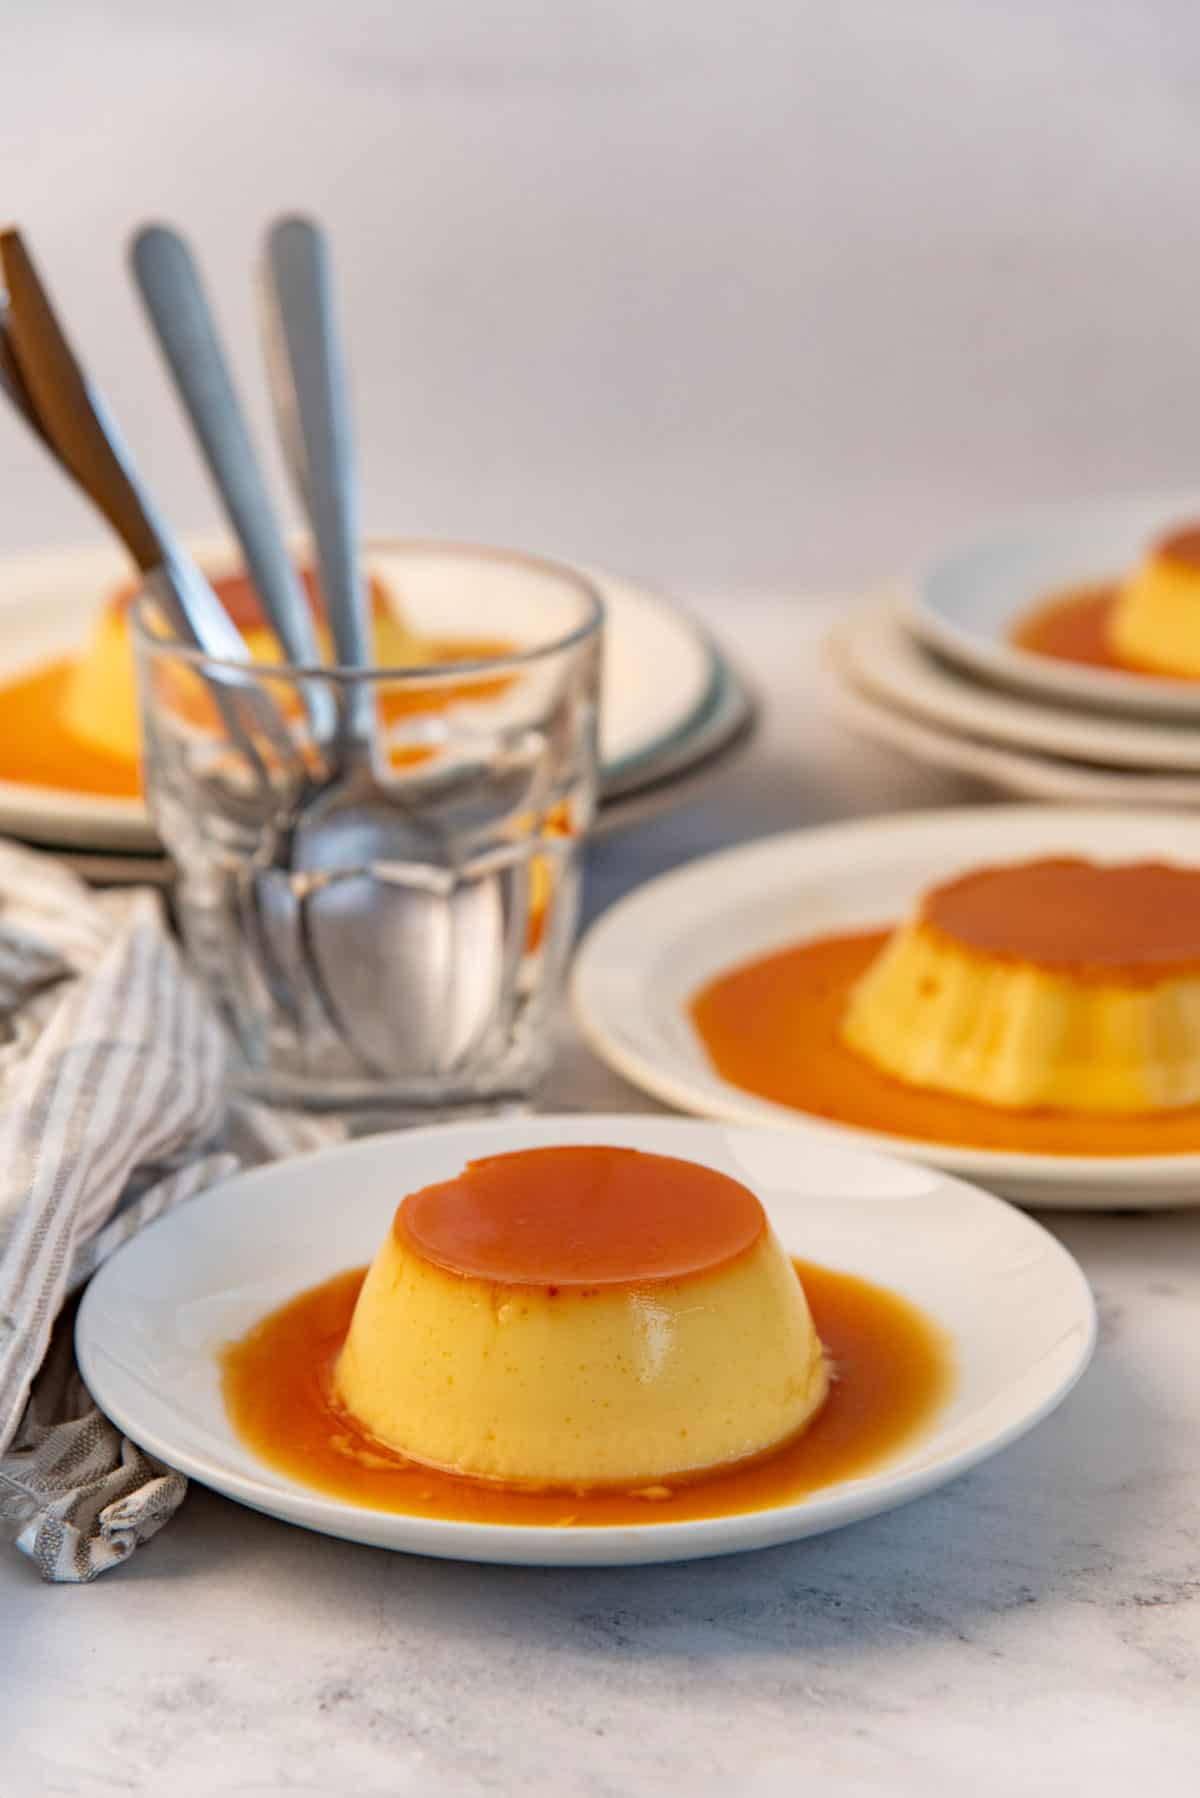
[691,853,1200,1152]
[1107,526,1200,676]
[334,1144,830,1488]
[1013,520,1200,680]
[221,1140,949,1523]
[841,858,1200,1113]
[59,565,428,763]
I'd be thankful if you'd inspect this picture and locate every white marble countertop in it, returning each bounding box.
[3,595,1199,1796]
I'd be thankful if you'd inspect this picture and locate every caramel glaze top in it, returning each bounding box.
[1155,525,1200,571]
[921,857,1200,983]
[396,1146,766,1289]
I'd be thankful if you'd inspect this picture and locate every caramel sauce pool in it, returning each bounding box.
[691,930,1200,1154]
[221,1260,950,1526]
[0,660,140,796]
[1011,581,1200,680]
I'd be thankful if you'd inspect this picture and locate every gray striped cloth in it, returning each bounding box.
[0,841,336,1583]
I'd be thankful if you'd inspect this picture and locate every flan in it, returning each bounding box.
[333,1145,829,1489]
[59,566,428,764]
[1108,525,1200,675]
[841,857,1200,1112]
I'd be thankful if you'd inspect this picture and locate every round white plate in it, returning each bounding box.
[0,537,720,850]
[826,667,1200,806]
[839,591,1200,773]
[572,809,1200,1208]
[75,1113,1094,1568]
[912,492,1200,719]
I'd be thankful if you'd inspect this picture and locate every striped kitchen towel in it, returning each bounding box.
[0,841,335,1582]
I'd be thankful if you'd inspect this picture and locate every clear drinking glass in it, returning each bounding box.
[133,542,604,1117]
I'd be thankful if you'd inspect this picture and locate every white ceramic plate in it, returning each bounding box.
[912,492,1200,719]
[0,537,720,850]
[572,809,1200,1209]
[75,1113,1094,1568]
[825,635,1200,807]
[839,592,1200,773]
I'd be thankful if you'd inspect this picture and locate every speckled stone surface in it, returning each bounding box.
[3,595,1199,1794]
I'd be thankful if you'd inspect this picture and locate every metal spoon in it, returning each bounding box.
[128,223,337,756]
[0,293,50,449]
[0,228,294,781]
[260,214,505,1077]
[260,215,371,747]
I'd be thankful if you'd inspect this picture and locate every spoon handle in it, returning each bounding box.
[130,224,322,672]
[3,229,162,572]
[0,228,298,784]
[0,229,247,663]
[0,297,51,450]
[261,216,372,735]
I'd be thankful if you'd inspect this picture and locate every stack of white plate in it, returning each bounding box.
[0,538,756,883]
[826,492,1200,804]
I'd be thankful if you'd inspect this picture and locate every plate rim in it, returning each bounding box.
[571,806,1200,1199]
[840,592,1200,774]
[825,637,1200,807]
[74,1112,1096,1568]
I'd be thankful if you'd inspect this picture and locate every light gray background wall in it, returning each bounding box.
[1,0,1197,590]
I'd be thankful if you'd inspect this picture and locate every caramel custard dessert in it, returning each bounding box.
[60,567,428,765]
[336,1145,829,1488]
[1013,522,1200,680]
[0,566,511,797]
[221,1145,951,1526]
[692,857,1200,1154]
[843,859,1200,1112]
[1108,526,1200,675]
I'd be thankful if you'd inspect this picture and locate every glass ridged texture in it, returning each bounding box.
[133,544,602,1116]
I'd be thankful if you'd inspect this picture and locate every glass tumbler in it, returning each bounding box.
[133,542,604,1117]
